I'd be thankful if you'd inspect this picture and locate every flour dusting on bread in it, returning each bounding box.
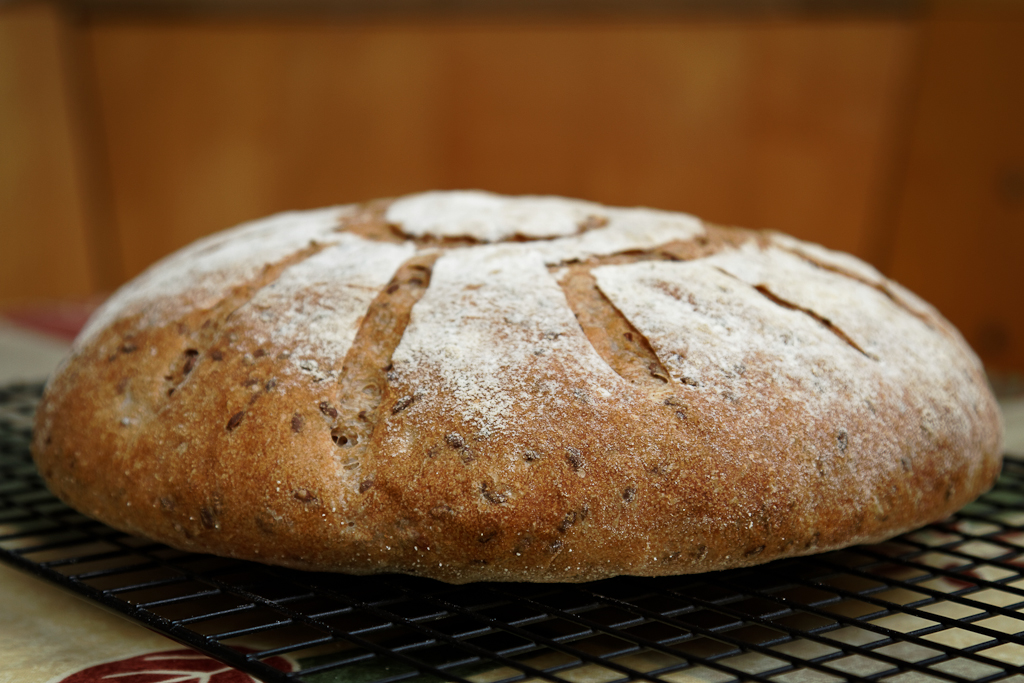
[386,190,606,242]
[34,191,1003,584]
[230,234,415,374]
[391,244,622,439]
[78,207,350,346]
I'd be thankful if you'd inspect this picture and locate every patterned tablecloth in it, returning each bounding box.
[0,561,256,682]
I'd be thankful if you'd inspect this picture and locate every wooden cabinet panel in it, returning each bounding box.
[0,2,96,305]
[89,17,916,278]
[13,4,1017,373]
[89,20,449,278]
[437,20,917,259]
[887,11,1024,372]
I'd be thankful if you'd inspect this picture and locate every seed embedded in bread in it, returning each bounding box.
[32,190,1003,583]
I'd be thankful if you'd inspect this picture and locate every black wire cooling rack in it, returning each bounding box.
[4,381,1024,683]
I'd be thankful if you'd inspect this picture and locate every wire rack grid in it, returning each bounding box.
[3,381,1024,683]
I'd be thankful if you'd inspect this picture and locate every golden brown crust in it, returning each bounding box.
[32,192,1004,583]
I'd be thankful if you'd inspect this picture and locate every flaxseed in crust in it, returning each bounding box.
[33,191,1003,583]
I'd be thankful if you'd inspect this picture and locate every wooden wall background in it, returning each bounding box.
[1,0,1021,372]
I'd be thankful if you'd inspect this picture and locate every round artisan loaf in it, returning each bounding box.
[33,191,1003,583]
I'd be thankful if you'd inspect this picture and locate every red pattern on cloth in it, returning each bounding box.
[58,647,293,683]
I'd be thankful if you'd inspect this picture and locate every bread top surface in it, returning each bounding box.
[33,191,1004,583]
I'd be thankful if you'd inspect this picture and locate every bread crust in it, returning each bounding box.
[32,191,1004,583]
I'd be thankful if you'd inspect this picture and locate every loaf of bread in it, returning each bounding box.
[32,191,1003,583]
